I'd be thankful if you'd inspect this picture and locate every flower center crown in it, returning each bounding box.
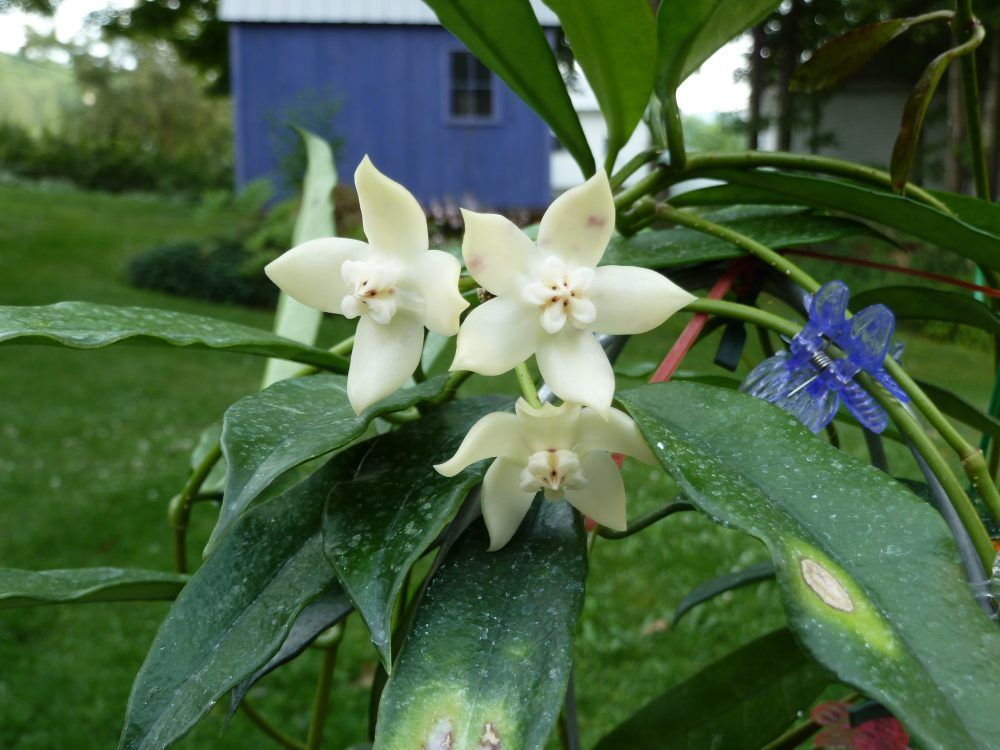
[340,259,400,324]
[523,256,597,334]
[519,448,589,501]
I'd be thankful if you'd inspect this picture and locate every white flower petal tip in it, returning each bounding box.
[353,155,429,257]
[535,329,616,414]
[409,250,468,336]
[264,237,369,314]
[346,313,424,415]
[589,266,695,335]
[536,170,615,267]
[449,298,540,376]
[460,208,537,298]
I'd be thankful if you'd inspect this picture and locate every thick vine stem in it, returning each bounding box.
[662,94,686,170]
[597,499,694,539]
[305,640,341,750]
[170,441,223,574]
[612,150,952,214]
[687,298,996,572]
[609,148,662,192]
[656,204,819,291]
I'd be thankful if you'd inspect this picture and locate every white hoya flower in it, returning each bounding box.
[265,156,468,414]
[435,399,655,551]
[452,170,694,413]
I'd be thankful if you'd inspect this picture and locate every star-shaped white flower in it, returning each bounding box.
[452,170,694,413]
[435,399,655,550]
[265,156,468,414]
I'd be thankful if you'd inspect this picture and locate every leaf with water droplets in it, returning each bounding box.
[0,301,349,371]
[619,381,1000,750]
[323,396,508,668]
[374,501,587,750]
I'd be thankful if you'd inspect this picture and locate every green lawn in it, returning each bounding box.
[0,183,993,749]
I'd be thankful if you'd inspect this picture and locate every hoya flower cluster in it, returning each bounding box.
[266,156,693,549]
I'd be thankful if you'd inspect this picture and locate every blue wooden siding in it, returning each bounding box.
[229,23,551,209]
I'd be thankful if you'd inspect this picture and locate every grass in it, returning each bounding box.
[0,182,994,749]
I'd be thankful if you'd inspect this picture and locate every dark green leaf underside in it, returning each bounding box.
[0,567,186,608]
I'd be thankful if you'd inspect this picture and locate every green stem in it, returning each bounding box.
[329,334,355,358]
[597,499,695,539]
[427,369,473,407]
[682,151,952,212]
[656,204,820,292]
[663,93,686,170]
[514,362,543,408]
[305,644,340,750]
[609,148,661,192]
[170,441,223,574]
[688,297,996,571]
[613,167,671,212]
[954,1,991,200]
[241,699,307,750]
[758,718,821,750]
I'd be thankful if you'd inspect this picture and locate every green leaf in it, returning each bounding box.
[674,170,1000,272]
[672,561,775,625]
[791,19,916,93]
[657,0,781,93]
[851,285,1000,336]
[324,396,508,668]
[423,0,594,176]
[263,127,338,387]
[593,629,827,750]
[604,205,884,268]
[543,0,655,167]
[374,501,587,750]
[619,382,1000,750]
[208,374,450,553]
[119,455,353,750]
[0,301,348,372]
[0,567,186,608]
[228,583,352,719]
[931,189,1000,236]
[913,379,1000,441]
[891,49,952,191]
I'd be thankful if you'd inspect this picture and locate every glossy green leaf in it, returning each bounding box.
[324,396,507,668]
[891,49,952,191]
[208,374,449,553]
[604,205,884,268]
[594,629,826,750]
[423,0,594,176]
[851,285,1000,336]
[263,127,338,386]
[228,583,353,719]
[619,382,1000,750]
[544,0,655,166]
[374,500,586,750]
[119,455,354,750]
[931,189,1000,236]
[0,567,186,608]
[913,379,1000,441]
[657,0,780,92]
[0,301,349,371]
[672,561,775,625]
[673,170,1000,272]
[791,19,915,93]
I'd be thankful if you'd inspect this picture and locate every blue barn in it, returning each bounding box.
[218,0,559,209]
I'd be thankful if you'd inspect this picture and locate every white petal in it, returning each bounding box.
[354,155,428,258]
[590,266,695,335]
[577,407,655,463]
[265,237,368,314]
[461,209,537,297]
[481,458,537,551]
[537,170,615,268]
[347,311,424,414]
[406,249,469,336]
[514,399,582,452]
[435,412,525,476]
[451,297,540,376]
[564,451,627,530]
[535,329,615,414]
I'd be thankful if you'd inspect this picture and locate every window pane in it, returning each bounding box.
[471,57,491,86]
[450,52,469,86]
[451,90,474,117]
[474,89,492,117]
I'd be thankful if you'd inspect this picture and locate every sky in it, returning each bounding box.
[0,0,751,115]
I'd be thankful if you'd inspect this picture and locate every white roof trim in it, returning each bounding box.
[219,0,560,27]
